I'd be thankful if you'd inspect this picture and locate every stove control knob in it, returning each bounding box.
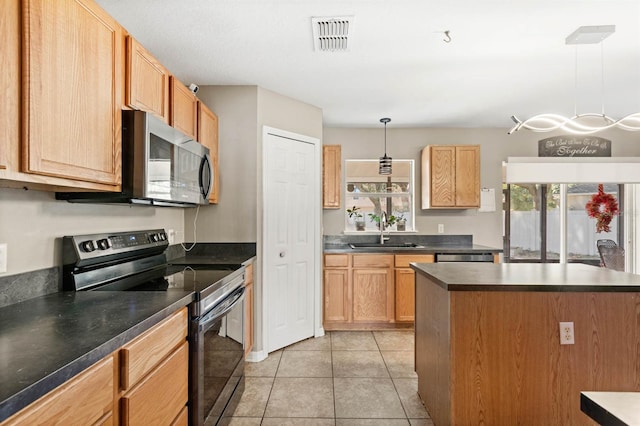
[80,240,96,252]
[96,238,111,250]
[159,232,166,241]
[150,233,159,242]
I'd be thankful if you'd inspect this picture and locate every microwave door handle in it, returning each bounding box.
[199,153,213,200]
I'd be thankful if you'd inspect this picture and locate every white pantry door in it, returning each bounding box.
[264,131,316,352]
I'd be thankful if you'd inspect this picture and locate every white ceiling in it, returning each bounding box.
[97,0,640,129]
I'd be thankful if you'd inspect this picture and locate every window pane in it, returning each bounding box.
[345,160,414,232]
[509,184,542,260]
[567,184,619,263]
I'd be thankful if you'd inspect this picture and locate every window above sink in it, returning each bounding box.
[344,159,415,233]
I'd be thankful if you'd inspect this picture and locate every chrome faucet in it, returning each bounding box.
[380,211,390,244]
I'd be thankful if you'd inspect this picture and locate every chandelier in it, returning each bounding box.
[379,118,392,175]
[508,25,640,135]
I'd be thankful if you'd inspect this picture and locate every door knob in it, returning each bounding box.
[279,252,285,258]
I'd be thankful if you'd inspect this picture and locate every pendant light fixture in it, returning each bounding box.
[509,25,640,135]
[379,117,392,175]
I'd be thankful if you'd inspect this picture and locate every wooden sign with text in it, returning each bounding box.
[538,136,611,157]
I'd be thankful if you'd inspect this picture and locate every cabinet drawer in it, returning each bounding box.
[352,254,394,268]
[325,254,350,268]
[3,356,113,426]
[120,307,188,389]
[395,254,435,268]
[121,341,189,426]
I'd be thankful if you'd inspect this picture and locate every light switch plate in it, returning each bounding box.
[0,243,7,273]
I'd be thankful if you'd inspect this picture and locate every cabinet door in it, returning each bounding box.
[198,101,219,203]
[126,36,170,123]
[395,268,415,322]
[324,268,351,323]
[121,341,189,426]
[352,268,394,322]
[429,146,456,207]
[23,0,123,185]
[455,145,480,207]
[322,145,341,209]
[0,0,19,171]
[170,77,198,140]
[3,356,114,425]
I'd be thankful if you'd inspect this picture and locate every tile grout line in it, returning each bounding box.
[259,350,283,421]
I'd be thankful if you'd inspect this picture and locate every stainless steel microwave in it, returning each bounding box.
[57,110,212,206]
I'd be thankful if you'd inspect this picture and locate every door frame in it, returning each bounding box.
[259,125,323,356]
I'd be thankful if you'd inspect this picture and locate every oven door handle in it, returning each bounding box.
[200,286,245,329]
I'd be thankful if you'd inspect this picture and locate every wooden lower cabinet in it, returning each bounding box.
[324,268,351,323]
[1,356,114,426]
[325,253,432,329]
[1,307,189,426]
[352,268,394,322]
[244,262,255,358]
[394,255,435,322]
[121,341,188,425]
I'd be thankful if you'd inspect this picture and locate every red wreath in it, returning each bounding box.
[585,184,619,233]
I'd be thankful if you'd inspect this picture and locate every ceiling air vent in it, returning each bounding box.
[311,16,353,52]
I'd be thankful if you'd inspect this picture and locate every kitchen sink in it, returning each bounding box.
[349,243,425,249]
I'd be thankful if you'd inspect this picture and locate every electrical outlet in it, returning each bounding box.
[438,224,444,234]
[0,243,7,273]
[559,321,575,345]
[167,229,176,244]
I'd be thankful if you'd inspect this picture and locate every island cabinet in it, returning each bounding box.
[198,101,220,204]
[421,145,480,209]
[394,255,434,322]
[413,263,640,426]
[22,0,124,187]
[322,145,341,209]
[170,77,198,140]
[125,36,171,123]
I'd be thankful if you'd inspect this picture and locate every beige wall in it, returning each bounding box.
[185,86,259,242]
[322,127,640,248]
[0,188,184,276]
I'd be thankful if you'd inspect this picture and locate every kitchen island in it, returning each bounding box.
[411,263,640,426]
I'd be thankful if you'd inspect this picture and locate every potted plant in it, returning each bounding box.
[395,213,407,231]
[347,206,366,231]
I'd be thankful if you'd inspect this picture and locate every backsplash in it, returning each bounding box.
[324,234,473,246]
[0,267,60,308]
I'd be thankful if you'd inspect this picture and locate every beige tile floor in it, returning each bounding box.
[222,331,434,426]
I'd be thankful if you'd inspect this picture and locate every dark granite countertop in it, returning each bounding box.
[411,263,640,292]
[323,234,501,255]
[581,392,640,426]
[169,242,257,267]
[0,290,194,422]
[324,242,501,254]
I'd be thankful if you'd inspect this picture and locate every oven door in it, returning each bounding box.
[191,286,245,426]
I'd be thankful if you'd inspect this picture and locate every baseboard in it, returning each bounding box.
[245,349,268,363]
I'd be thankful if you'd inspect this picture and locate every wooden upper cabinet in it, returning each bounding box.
[455,145,480,207]
[170,77,198,140]
[22,0,123,186]
[0,0,19,171]
[323,145,341,209]
[421,145,480,209]
[198,101,219,203]
[126,36,170,123]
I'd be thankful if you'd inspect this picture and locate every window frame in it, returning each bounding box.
[344,159,416,233]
